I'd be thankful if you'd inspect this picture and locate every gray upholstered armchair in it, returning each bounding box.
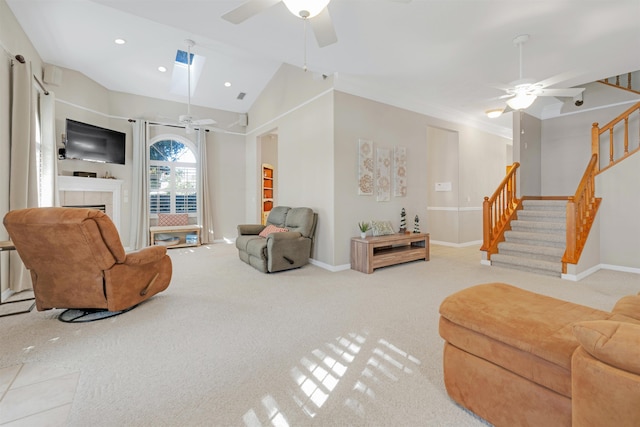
[236,206,317,273]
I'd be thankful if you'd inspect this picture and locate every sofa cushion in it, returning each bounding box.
[284,207,315,237]
[266,206,290,227]
[157,213,188,226]
[245,236,268,259]
[259,224,288,238]
[439,283,611,397]
[371,220,395,236]
[573,320,640,375]
[611,295,640,321]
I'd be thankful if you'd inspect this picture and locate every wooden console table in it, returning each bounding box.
[0,240,36,317]
[351,233,430,274]
[149,225,201,248]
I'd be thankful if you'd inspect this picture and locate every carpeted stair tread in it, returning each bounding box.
[504,230,566,246]
[517,210,566,222]
[522,200,567,210]
[497,241,564,262]
[491,253,562,277]
[511,219,566,232]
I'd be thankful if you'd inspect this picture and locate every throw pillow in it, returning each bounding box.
[259,224,289,238]
[612,295,640,321]
[371,220,395,236]
[157,213,188,227]
[573,320,640,375]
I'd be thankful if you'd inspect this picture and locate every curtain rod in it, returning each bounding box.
[33,73,49,95]
[10,52,49,95]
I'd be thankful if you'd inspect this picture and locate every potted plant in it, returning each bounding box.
[358,221,371,238]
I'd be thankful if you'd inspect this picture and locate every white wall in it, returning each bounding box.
[596,151,640,269]
[247,64,335,265]
[541,102,635,195]
[513,112,542,197]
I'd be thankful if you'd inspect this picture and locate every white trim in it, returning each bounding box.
[247,88,334,136]
[431,239,482,248]
[540,98,640,120]
[427,206,482,212]
[600,263,640,275]
[561,263,640,281]
[56,98,129,121]
[309,258,351,272]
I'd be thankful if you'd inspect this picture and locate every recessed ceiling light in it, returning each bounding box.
[158,66,167,73]
[114,38,126,45]
[224,82,231,87]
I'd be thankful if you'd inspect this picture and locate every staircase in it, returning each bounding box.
[491,199,566,277]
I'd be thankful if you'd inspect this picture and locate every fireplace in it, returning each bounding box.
[57,176,123,232]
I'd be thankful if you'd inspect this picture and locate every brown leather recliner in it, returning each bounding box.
[3,207,172,320]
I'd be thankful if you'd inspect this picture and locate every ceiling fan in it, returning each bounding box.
[222,0,337,47]
[492,34,585,112]
[222,0,412,48]
[178,39,216,132]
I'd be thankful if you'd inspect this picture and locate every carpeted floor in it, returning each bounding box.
[1,242,638,426]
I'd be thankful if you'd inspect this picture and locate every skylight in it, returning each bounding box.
[175,49,194,66]
[170,49,205,97]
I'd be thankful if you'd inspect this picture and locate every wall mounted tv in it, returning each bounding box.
[65,119,126,165]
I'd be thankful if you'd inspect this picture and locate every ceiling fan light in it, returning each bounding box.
[506,93,537,110]
[486,108,504,118]
[282,0,330,18]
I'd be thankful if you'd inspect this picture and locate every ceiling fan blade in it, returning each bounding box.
[192,118,217,125]
[309,7,337,47]
[534,71,583,89]
[537,87,585,97]
[221,0,281,24]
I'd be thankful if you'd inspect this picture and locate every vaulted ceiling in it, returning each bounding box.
[7,0,640,137]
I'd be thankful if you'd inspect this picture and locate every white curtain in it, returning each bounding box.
[9,56,37,292]
[197,129,215,243]
[39,90,58,207]
[129,120,150,250]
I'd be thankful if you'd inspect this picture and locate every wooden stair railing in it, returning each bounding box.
[562,154,601,271]
[592,101,640,173]
[481,162,520,259]
[599,73,639,94]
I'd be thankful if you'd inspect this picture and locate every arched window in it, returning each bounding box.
[148,137,198,216]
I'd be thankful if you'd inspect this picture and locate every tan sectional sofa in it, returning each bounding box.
[439,282,640,427]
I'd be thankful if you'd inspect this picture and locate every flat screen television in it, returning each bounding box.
[65,119,126,165]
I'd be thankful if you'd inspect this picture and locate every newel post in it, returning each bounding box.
[591,123,600,172]
[482,196,491,250]
[565,197,577,263]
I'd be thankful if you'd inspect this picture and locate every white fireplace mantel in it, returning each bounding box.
[57,176,123,231]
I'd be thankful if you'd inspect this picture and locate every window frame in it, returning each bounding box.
[148,135,199,219]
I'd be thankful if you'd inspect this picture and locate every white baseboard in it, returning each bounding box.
[309,258,350,272]
[562,263,640,281]
[431,239,482,248]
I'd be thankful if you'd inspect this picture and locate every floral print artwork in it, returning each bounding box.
[358,139,374,195]
[394,146,407,197]
[376,147,391,201]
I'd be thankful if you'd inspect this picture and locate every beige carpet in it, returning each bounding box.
[1,243,638,426]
